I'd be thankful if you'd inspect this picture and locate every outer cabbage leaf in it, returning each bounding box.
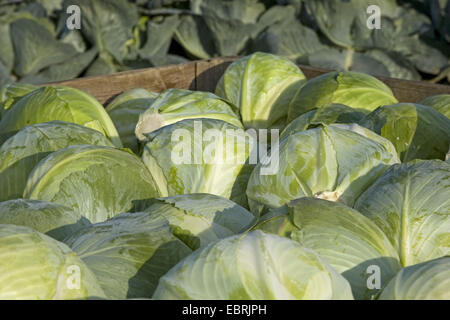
[23,145,161,223]
[19,48,98,84]
[358,103,450,162]
[140,16,180,60]
[378,257,450,300]
[0,86,122,147]
[0,121,115,201]
[10,18,77,76]
[174,14,216,59]
[61,0,138,63]
[141,119,255,208]
[153,231,354,300]
[287,71,398,123]
[252,7,326,61]
[0,224,105,299]
[216,52,306,130]
[419,94,450,118]
[135,89,243,141]
[191,0,265,24]
[354,160,450,267]
[175,0,264,59]
[140,193,257,250]
[0,199,89,242]
[255,198,401,299]
[246,124,399,215]
[280,104,369,140]
[63,212,192,299]
[106,88,159,153]
[304,0,398,49]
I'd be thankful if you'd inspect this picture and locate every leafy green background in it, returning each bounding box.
[1,0,449,87]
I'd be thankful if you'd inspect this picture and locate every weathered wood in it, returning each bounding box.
[53,56,450,105]
[54,61,197,105]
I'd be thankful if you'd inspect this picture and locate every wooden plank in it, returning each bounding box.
[53,61,197,105]
[52,56,450,104]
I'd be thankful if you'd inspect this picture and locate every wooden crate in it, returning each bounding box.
[55,57,450,105]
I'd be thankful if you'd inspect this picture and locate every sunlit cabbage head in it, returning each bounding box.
[0,224,105,299]
[0,199,89,242]
[106,88,159,153]
[141,118,255,208]
[246,124,399,215]
[287,71,398,123]
[358,103,450,162]
[23,144,161,223]
[215,52,306,130]
[354,160,450,268]
[0,86,122,147]
[0,121,115,201]
[153,231,354,300]
[135,89,243,141]
[419,94,450,118]
[255,198,401,299]
[379,257,450,300]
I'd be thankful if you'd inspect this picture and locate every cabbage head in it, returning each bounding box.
[0,86,122,147]
[0,199,89,242]
[135,89,243,141]
[23,145,161,223]
[64,193,257,299]
[355,160,450,267]
[63,211,192,299]
[379,257,450,300]
[215,52,306,130]
[141,119,254,208]
[139,193,257,250]
[0,224,105,299]
[358,103,450,162]
[106,88,159,153]
[246,124,399,215]
[419,94,450,118]
[0,121,115,201]
[255,198,401,300]
[287,71,398,122]
[153,231,354,300]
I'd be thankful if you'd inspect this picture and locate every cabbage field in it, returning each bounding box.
[1,0,450,87]
[0,51,449,300]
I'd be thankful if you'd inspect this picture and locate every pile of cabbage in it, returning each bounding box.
[0,52,449,300]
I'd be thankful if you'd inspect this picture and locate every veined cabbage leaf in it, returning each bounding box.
[287,71,398,122]
[255,198,401,299]
[0,224,105,299]
[0,121,115,201]
[246,124,399,215]
[153,230,354,300]
[354,160,450,267]
[0,199,89,242]
[0,86,122,147]
[23,145,161,223]
[135,89,243,141]
[216,52,306,130]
